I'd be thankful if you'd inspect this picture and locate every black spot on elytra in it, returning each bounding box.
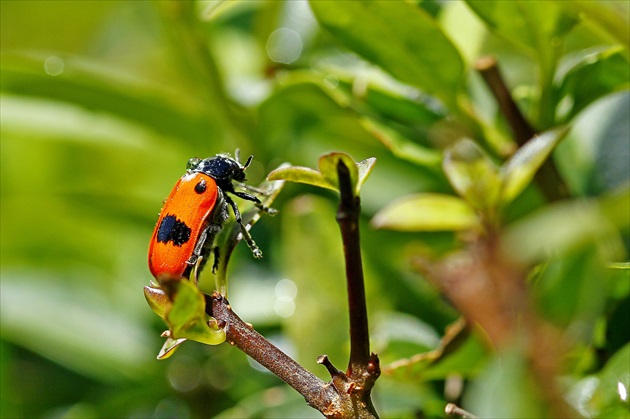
[194,179,207,194]
[157,214,191,246]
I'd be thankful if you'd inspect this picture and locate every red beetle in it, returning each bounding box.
[148,153,270,282]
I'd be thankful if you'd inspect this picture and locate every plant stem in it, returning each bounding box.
[476,57,536,146]
[207,292,340,414]
[332,160,380,418]
[335,160,371,377]
[445,403,478,419]
[475,56,569,202]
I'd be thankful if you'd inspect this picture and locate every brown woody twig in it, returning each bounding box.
[476,56,569,202]
[207,292,341,415]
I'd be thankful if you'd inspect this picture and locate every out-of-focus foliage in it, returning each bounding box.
[1,1,628,418]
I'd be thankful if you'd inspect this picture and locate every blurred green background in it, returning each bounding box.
[1,1,628,418]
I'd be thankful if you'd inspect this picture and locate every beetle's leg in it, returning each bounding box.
[186,226,210,265]
[191,256,204,284]
[236,182,272,195]
[230,190,260,204]
[184,225,209,282]
[224,194,263,258]
[231,190,278,215]
[212,247,220,274]
[187,226,210,266]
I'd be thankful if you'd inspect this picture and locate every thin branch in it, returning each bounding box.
[333,160,380,419]
[336,160,371,377]
[382,317,468,374]
[445,403,478,419]
[476,56,536,145]
[476,56,570,202]
[207,292,340,415]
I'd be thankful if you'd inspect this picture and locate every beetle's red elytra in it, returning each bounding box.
[148,153,273,283]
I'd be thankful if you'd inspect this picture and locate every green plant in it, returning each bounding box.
[1,1,628,418]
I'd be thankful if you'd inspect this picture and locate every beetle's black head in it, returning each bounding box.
[189,154,253,184]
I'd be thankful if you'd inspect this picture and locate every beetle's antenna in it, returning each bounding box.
[235,148,241,164]
[243,155,254,170]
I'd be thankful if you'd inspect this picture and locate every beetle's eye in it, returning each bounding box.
[194,179,207,194]
[187,157,201,171]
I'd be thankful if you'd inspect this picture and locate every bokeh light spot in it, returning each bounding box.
[44,56,64,76]
[266,28,302,64]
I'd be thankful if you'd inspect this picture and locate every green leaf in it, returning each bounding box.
[567,344,630,417]
[371,193,480,232]
[599,186,630,230]
[267,165,334,190]
[373,311,441,356]
[0,57,219,149]
[382,319,488,381]
[166,280,204,334]
[357,157,378,191]
[500,127,569,204]
[144,285,171,319]
[556,1,630,50]
[157,336,187,360]
[257,82,377,154]
[465,0,577,56]
[196,0,241,21]
[443,139,502,212]
[309,0,465,108]
[318,152,359,194]
[466,0,577,127]
[503,198,625,263]
[421,330,488,380]
[268,152,374,196]
[464,347,546,418]
[165,280,225,346]
[360,117,442,167]
[336,80,444,127]
[533,246,610,328]
[556,47,630,122]
[609,262,630,270]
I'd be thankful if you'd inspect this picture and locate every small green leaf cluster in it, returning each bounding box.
[268,152,376,197]
[144,281,225,359]
[373,128,569,233]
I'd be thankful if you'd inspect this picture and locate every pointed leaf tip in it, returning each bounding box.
[357,157,377,190]
[501,127,569,204]
[157,336,187,360]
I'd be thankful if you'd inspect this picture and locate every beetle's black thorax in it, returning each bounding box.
[192,156,246,190]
